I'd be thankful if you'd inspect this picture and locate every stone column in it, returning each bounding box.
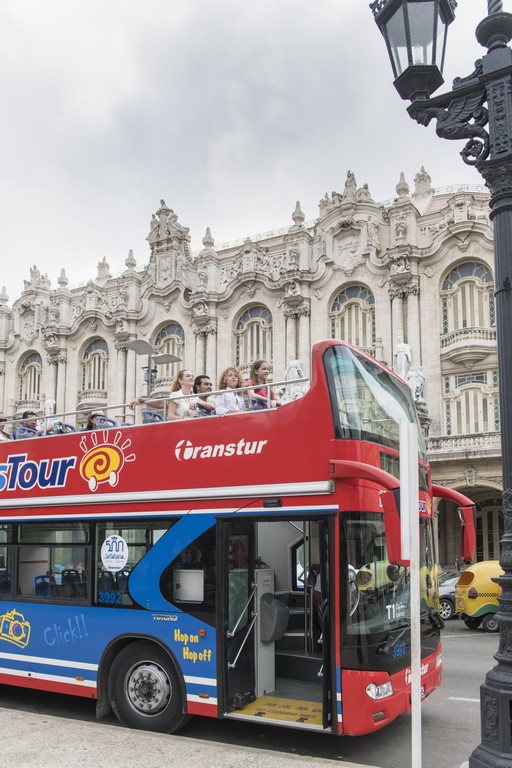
[0,363,5,410]
[194,329,207,376]
[205,325,218,385]
[297,304,311,377]
[406,280,421,367]
[114,343,128,419]
[284,309,298,363]
[47,356,58,403]
[126,349,137,407]
[56,354,67,413]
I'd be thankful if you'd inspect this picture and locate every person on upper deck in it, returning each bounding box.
[84,410,105,430]
[216,368,246,415]
[167,369,199,420]
[193,375,216,416]
[0,412,11,440]
[21,410,54,436]
[246,360,280,410]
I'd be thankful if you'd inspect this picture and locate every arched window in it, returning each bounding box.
[443,370,499,436]
[329,285,375,353]
[235,306,273,376]
[81,339,109,394]
[441,261,495,334]
[19,352,42,402]
[153,323,185,384]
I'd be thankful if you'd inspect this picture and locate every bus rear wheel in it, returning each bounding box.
[108,641,188,733]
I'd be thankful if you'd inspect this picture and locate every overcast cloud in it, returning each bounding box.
[0,1,506,299]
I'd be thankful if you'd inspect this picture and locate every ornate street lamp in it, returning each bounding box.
[372,1,512,765]
[371,0,456,99]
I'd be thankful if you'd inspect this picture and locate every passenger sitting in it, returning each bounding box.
[167,369,199,420]
[216,368,246,415]
[193,375,216,416]
[246,359,280,409]
[84,410,105,430]
[22,410,54,436]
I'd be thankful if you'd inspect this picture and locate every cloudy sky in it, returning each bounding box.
[0,1,506,300]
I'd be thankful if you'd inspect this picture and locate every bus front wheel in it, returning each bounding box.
[108,641,188,733]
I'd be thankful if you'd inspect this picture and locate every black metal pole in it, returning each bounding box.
[372,1,512,763]
[468,8,512,764]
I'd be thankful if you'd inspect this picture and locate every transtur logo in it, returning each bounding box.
[405,663,429,685]
[175,438,268,461]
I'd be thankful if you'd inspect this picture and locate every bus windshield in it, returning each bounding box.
[344,513,438,640]
[325,344,427,458]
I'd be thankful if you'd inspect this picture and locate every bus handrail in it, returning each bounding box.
[2,377,310,437]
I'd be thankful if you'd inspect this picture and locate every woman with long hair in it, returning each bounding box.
[246,360,279,409]
[216,367,245,416]
[167,369,198,420]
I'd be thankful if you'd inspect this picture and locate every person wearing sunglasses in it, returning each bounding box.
[0,413,11,441]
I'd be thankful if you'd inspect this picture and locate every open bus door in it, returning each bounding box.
[218,514,336,731]
[317,517,334,730]
[218,520,257,712]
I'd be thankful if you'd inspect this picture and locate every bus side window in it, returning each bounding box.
[160,527,216,619]
[0,545,12,595]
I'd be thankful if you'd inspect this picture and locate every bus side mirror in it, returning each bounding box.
[458,505,476,564]
[381,489,410,568]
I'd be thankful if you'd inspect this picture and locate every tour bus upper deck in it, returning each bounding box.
[0,341,426,511]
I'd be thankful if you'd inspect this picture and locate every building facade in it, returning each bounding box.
[0,168,500,566]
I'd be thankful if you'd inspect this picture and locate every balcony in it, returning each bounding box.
[427,431,501,461]
[440,327,496,366]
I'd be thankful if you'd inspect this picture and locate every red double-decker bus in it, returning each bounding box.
[0,340,475,736]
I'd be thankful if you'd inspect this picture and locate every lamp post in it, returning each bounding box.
[371,1,512,765]
[124,340,181,397]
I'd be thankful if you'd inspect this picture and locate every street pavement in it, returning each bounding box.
[0,705,472,768]
[0,706,379,768]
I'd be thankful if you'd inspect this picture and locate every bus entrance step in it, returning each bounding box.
[286,608,306,631]
[275,650,323,683]
[276,631,307,651]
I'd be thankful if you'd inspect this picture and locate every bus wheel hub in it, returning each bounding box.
[127,663,170,714]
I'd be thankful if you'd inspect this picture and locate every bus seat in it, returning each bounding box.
[0,571,10,593]
[98,570,116,593]
[61,569,82,597]
[95,415,118,428]
[53,422,76,434]
[13,426,38,440]
[142,409,164,424]
[33,575,50,596]
[116,569,130,593]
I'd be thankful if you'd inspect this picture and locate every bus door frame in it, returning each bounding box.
[216,519,257,714]
[318,515,337,731]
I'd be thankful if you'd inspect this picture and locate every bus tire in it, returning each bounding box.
[464,616,482,630]
[482,613,499,633]
[108,641,188,733]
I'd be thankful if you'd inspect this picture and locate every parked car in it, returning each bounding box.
[455,560,503,633]
[438,571,459,621]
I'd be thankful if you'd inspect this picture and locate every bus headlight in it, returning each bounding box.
[366,681,393,700]
[436,653,442,668]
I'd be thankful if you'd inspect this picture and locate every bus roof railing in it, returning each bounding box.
[1,377,310,438]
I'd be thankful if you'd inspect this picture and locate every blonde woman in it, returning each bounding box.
[216,368,246,416]
[167,369,198,420]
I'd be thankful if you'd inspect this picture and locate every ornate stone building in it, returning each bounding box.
[0,169,500,566]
